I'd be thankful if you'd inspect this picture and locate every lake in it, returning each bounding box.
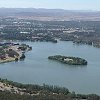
[0,41,100,94]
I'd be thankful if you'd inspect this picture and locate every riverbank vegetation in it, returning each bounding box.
[48,55,87,65]
[0,78,99,100]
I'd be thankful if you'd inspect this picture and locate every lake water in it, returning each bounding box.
[0,41,100,94]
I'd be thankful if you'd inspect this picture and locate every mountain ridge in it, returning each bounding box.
[0,8,100,21]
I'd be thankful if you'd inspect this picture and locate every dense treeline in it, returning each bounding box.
[0,78,69,95]
[0,78,100,100]
[48,55,87,65]
[0,90,99,100]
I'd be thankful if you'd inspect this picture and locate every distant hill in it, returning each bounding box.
[0,8,100,21]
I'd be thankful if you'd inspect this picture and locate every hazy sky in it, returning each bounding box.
[0,0,100,10]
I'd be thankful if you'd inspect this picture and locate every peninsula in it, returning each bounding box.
[0,43,32,63]
[48,55,87,65]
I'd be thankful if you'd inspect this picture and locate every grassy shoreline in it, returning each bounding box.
[0,58,16,64]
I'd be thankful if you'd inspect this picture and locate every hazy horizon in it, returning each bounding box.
[0,7,99,12]
[0,0,100,11]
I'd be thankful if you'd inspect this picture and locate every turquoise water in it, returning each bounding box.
[0,41,100,94]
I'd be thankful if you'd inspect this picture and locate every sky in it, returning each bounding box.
[0,0,100,11]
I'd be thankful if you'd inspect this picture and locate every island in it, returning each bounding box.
[0,43,32,63]
[48,55,87,65]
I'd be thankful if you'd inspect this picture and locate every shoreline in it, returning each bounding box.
[1,39,100,49]
[0,43,31,64]
[48,55,88,65]
[0,78,99,100]
[0,58,15,64]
